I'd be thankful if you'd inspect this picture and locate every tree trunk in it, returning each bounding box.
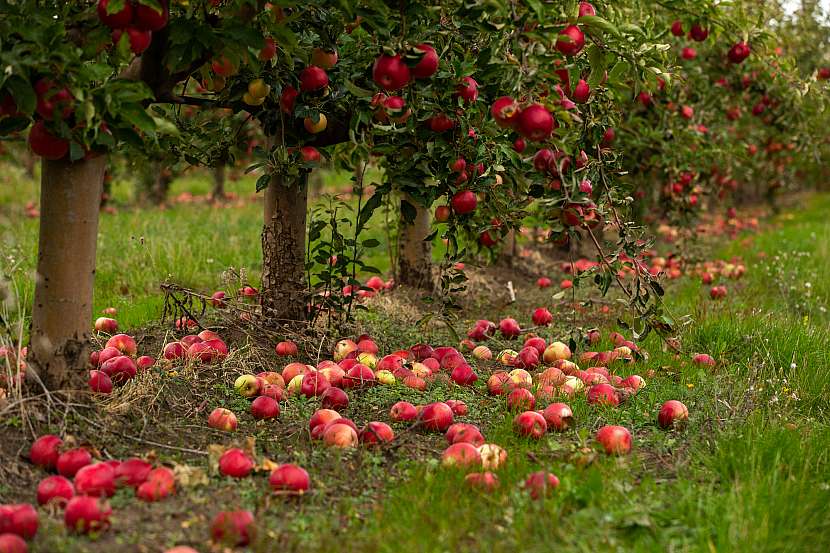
[29,155,106,390]
[211,165,226,201]
[396,193,433,289]
[261,168,309,323]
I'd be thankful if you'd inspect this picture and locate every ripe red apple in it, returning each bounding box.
[29,435,62,470]
[524,471,560,500]
[372,54,410,90]
[507,387,536,411]
[441,443,482,468]
[333,339,358,361]
[311,47,338,69]
[516,103,554,142]
[309,409,341,433]
[250,396,280,420]
[542,403,574,431]
[210,510,255,546]
[572,79,590,103]
[556,25,585,56]
[456,76,478,103]
[421,402,454,431]
[390,401,417,422]
[269,464,310,495]
[658,400,689,429]
[56,448,92,478]
[728,42,750,64]
[323,422,359,448]
[359,421,395,445]
[100,355,137,384]
[578,2,596,16]
[446,423,485,447]
[207,407,238,431]
[587,383,620,406]
[596,425,632,455]
[451,190,477,215]
[0,504,37,540]
[37,475,74,507]
[275,340,298,356]
[136,467,175,501]
[342,364,375,388]
[670,20,684,36]
[165,548,199,553]
[513,411,546,440]
[464,471,499,492]
[445,399,468,416]
[218,448,254,478]
[97,0,132,29]
[692,353,716,367]
[64,496,111,534]
[531,308,553,326]
[28,121,69,160]
[300,372,330,398]
[119,27,152,54]
[74,463,115,497]
[259,37,277,61]
[133,0,168,31]
[114,458,152,488]
[491,96,520,127]
[537,277,552,288]
[498,318,521,339]
[689,24,709,41]
[299,66,329,92]
[320,387,349,410]
[105,334,137,356]
[87,370,112,394]
[163,342,186,360]
[94,317,118,333]
[411,43,439,78]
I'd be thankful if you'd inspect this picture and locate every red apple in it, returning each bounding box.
[56,448,92,478]
[218,448,254,478]
[73,463,116,497]
[390,401,417,422]
[323,422,359,448]
[372,54,410,91]
[499,318,521,339]
[36,475,74,507]
[320,387,349,410]
[587,383,620,406]
[359,421,395,445]
[411,43,439,78]
[94,317,118,333]
[275,340,298,356]
[542,403,574,431]
[210,510,255,546]
[441,443,482,468]
[514,411,547,438]
[658,400,689,429]
[421,402,454,432]
[114,458,152,488]
[596,425,632,455]
[29,435,62,470]
[516,103,554,142]
[491,96,520,127]
[207,407,237,431]
[269,464,310,495]
[136,467,175,501]
[556,25,585,56]
[64,496,111,534]
[97,0,133,29]
[524,471,560,500]
[250,396,280,420]
[105,334,137,356]
[451,190,477,215]
[299,66,329,92]
[507,388,536,411]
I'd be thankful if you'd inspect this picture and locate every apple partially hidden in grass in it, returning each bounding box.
[269,464,310,495]
[658,400,689,429]
[514,411,547,438]
[207,408,238,431]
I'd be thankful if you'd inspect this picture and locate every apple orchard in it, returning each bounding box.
[0,1,829,552]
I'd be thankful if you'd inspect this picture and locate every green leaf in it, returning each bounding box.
[256,174,271,192]
[344,80,374,98]
[362,238,380,248]
[5,76,36,115]
[578,16,622,39]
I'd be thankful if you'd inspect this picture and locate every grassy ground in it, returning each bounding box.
[1,166,829,552]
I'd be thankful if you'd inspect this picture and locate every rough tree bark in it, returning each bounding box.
[29,155,106,390]
[396,193,434,290]
[261,165,309,323]
[211,165,226,201]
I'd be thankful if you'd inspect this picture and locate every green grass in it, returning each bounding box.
[343,196,830,553]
